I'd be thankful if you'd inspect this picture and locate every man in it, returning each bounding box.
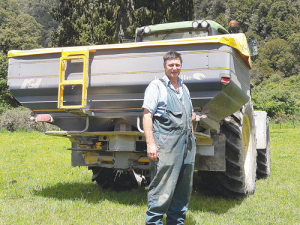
[142,50,196,225]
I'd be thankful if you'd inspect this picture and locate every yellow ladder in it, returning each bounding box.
[58,49,89,109]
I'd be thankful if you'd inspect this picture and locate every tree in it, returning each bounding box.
[51,0,122,46]
[0,13,42,52]
[0,0,42,52]
[0,0,42,108]
[16,0,59,47]
[50,0,194,47]
[252,84,299,118]
[0,52,20,108]
[258,38,297,77]
[288,33,300,61]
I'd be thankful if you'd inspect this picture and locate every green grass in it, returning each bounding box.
[0,129,299,224]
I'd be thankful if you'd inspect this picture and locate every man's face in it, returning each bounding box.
[164,58,181,80]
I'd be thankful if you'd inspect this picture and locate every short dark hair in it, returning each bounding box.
[163,50,182,65]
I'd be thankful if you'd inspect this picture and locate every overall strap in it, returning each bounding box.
[159,78,187,115]
[159,78,188,103]
[159,78,192,122]
[159,78,177,97]
[159,78,167,87]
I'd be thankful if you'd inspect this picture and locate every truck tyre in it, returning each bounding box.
[89,167,138,191]
[256,119,271,179]
[199,100,257,198]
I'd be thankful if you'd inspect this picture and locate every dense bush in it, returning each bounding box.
[0,107,57,132]
[252,74,300,120]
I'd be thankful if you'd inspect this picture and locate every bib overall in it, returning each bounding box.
[146,80,196,225]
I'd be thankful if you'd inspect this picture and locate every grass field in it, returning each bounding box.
[0,128,299,225]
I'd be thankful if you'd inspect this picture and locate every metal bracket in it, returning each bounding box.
[43,116,90,135]
[137,116,144,133]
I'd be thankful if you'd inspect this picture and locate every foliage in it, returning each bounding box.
[0,106,57,131]
[50,0,120,46]
[0,0,42,53]
[195,0,300,41]
[252,87,298,117]
[50,0,194,46]
[0,0,45,107]
[271,113,300,124]
[16,0,59,47]
[252,74,300,118]
[288,33,300,62]
[255,38,298,78]
[0,52,19,108]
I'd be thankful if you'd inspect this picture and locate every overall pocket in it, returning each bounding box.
[166,110,183,129]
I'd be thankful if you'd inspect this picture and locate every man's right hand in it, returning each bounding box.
[147,143,159,161]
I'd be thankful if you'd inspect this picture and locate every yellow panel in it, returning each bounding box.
[195,137,213,145]
[95,142,102,149]
[138,157,150,163]
[85,152,99,165]
[101,158,114,162]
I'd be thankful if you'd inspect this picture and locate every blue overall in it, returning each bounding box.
[146,79,196,225]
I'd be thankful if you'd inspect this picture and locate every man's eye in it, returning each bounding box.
[168,64,181,68]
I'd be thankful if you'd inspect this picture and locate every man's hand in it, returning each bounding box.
[147,143,159,161]
[192,112,196,121]
[143,109,159,161]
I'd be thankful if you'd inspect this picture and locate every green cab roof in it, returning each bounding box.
[140,20,229,34]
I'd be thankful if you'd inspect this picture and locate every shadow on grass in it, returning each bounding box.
[34,182,147,206]
[189,193,243,215]
[34,181,243,215]
[189,174,244,214]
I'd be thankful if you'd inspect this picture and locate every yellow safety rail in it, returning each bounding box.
[58,49,89,109]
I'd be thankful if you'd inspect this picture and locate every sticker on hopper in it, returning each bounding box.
[21,78,42,89]
[193,73,205,81]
